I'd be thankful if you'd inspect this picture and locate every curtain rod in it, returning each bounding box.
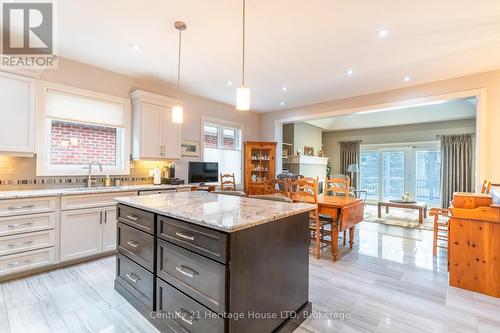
[436,133,475,138]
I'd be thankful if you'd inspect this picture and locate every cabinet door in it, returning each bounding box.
[102,207,117,252]
[60,208,102,261]
[162,108,181,159]
[140,103,164,158]
[0,72,35,153]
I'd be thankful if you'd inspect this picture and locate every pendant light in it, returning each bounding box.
[236,0,250,110]
[172,21,186,124]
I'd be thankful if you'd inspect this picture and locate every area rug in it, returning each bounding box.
[363,204,434,231]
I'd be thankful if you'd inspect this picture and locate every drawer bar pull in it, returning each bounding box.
[7,205,35,210]
[125,215,139,221]
[125,273,139,283]
[7,223,33,229]
[8,240,34,248]
[126,240,141,248]
[175,232,195,241]
[175,309,197,326]
[175,265,198,278]
[7,259,32,267]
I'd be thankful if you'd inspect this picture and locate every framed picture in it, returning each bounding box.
[181,140,201,157]
[304,146,314,156]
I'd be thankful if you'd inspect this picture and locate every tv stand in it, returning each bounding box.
[190,184,217,192]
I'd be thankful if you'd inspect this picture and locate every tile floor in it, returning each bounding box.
[1,222,499,333]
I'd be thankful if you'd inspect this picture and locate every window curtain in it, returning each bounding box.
[440,134,473,208]
[339,140,361,189]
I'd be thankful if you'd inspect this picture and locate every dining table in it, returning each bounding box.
[292,194,365,261]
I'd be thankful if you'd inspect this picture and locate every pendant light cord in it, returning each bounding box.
[242,0,246,85]
[177,28,182,99]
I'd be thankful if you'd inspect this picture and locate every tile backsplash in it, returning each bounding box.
[0,156,174,190]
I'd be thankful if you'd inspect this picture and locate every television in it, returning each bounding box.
[188,162,219,184]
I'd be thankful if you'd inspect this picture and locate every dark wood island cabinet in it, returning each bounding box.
[114,192,314,333]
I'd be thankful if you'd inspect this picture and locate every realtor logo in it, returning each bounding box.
[1,1,57,68]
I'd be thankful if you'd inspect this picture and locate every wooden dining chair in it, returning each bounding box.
[324,179,348,247]
[429,208,449,258]
[325,175,352,197]
[289,177,332,259]
[220,173,237,191]
[265,178,288,196]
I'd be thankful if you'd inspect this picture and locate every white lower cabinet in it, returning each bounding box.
[60,205,118,262]
[102,207,117,252]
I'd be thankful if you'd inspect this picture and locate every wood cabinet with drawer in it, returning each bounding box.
[157,216,227,264]
[0,212,56,237]
[157,239,226,313]
[61,191,137,210]
[115,204,311,333]
[156,277,225,333]
[0,197,56,217]
[117,205,155,235]
[0,196,58,279]
[116,252,155,310]
[118,222,155,271]
[0,230,55,256]
[0,247,55,276]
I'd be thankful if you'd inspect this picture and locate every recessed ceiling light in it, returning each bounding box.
[377,29,389,38]
[346,69,354,75]
[227,81,233,86]
[280,102,285,106]
[403,76,411,82]
[130,43,140,51]
[282,86,288,91]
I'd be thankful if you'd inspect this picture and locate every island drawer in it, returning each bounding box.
[117,205,155,235]
[116,253,154,310]
[157,239,226,313]
[157,216,227,264]
[156,277,224,333]
[118,222,155,272]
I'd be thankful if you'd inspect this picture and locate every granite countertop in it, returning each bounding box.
[115,191,316,232]
[0,184,192,200]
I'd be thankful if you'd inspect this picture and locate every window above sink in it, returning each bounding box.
[36,81,131,176]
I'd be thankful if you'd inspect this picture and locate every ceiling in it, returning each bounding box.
[303,98,476,131]
[56,0,500,111]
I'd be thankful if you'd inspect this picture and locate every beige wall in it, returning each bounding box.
[0,58,261,185]
[322,119,476,174]
[292,123,323,155]
[260,70,500,184]
[41,58,261,144]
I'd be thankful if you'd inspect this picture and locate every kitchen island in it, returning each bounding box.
[114,191,315,333]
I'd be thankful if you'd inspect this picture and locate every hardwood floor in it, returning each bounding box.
[1,222,499,333]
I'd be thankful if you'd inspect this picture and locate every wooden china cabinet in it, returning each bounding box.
[244,142,277,195]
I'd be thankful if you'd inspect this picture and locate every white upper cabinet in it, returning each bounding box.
[0,72,36,154]
[130,90,181,160]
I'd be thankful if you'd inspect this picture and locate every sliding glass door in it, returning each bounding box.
[360,143,441,205]
[382,150,406,200]
[360,151,380,200]
[415,150,441,205]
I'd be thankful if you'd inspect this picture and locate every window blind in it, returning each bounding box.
[46,90,126,127]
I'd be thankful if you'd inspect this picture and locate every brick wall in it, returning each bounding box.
[204,134,218,148]
[50,120,117,165]
[223,137,235,149]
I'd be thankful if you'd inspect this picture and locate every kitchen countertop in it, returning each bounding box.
[115,191,315,232]
[0,184,192,200]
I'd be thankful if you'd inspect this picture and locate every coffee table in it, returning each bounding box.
[377,201,427,224]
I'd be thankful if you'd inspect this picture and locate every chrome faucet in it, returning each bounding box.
[85,161,103,188]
